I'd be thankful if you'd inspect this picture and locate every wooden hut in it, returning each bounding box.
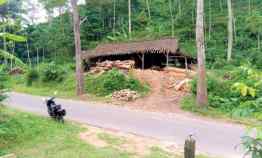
[82,38,195,70]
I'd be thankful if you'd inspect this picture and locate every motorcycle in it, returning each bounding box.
[45,97,66,122]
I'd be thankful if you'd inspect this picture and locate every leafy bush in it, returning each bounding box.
[191,65,262,119]
[242,127,262,158]
[40,62,66,83]
[26,69,39,86]
[86,69,148,96]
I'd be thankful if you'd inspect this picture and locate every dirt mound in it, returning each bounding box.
[124,68,195,113]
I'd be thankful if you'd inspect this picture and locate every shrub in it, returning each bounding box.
[40,62,66,83]
[241,127,262,158]
[190,66,262,119]
[26,69,39,86]
[86,69,148,96]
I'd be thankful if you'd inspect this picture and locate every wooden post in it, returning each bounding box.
[184,136,196,158]
[185,57,188,70]
[166,52,169,67]
[142,53,145,70]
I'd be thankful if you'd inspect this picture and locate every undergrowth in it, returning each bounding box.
[85,69,149,96]
[185,65,262,122]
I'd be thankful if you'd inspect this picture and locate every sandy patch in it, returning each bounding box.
[79,125,181,156]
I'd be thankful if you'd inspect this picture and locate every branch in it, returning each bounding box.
[80,17,88,25]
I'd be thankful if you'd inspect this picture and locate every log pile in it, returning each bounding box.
[8,67,24,75]
[90,60,135,74]
[112,89,139,101]
[174,79,191,92]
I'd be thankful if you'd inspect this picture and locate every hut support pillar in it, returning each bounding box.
[142,53,145,70]
[166,52,169,67]
[185,57,188,70]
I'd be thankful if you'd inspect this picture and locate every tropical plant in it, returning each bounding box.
[231,82,256,97]
[0,0,26,70]
[242,127,262,158]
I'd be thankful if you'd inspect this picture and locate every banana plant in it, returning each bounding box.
[231,82,256,97]
[0,0,27,69]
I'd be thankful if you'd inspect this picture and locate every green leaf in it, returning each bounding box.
[0,49,27,68]
[0,0,7,5]
[248,88,256,98]
[0,33,27,42]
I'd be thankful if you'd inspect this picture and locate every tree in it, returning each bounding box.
[227,0,233,61]
[128,0,132,39]
[196,0,208,107]
[145,0,151,20]
[168,0,174,37]
[71,0,84,95]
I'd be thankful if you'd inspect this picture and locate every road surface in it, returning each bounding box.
[4,92,246,158]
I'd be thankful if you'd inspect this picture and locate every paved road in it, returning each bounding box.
[4,92,246,158]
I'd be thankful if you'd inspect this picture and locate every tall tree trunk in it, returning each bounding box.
[71,0,84,96]
[26,40,31,67]
[113,0,116,36]
[42,48,45,62]
[128,0,132,39]
[178,0,182,16]
[36,47,39,71]
[145,0,151,20]
[258,33,261,50]
[219,0,223,12]
[196,0,208,107]
[208,0,212,40]
[227,0,233,61]
[248,0,251,15]
[11,42,15,70]
[168,0,174,37]
[3,26,7,65]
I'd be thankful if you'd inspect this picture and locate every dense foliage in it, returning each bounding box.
[25,69,39,86]
[1,0,258,69]
[25,62,66,86]
[191,65,262,120]
[85,69,149,96]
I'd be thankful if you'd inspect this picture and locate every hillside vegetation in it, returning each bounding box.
[18,0,262,68]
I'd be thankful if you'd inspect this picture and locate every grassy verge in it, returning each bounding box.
[10,69,150,100]
[0,106,213,158]
[10,73,76,98]
[0,106,133,158]
[181,95,261,126]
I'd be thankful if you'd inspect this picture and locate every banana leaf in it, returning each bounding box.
[0,0,7,5]
[0,49,27,68]
[0,33,27,42]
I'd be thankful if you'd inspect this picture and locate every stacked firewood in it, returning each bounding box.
[112,89,139,101]
[90,60,135,74]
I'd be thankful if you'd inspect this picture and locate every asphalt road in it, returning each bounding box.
[4,92,246,158]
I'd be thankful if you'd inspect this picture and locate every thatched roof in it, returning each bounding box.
[82,38,180,60]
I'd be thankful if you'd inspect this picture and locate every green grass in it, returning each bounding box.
[145,147,172,158]
[181,95,261,126]
[0,106,133,158]
[97,133,126,146]
[10,73,76,98]
[0,106,215,158]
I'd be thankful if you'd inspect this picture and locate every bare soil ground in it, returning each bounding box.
[120,69,191,113]
[79,125,181,157]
